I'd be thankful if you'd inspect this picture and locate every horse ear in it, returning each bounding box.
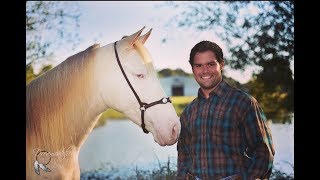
[138,28,152,44]
[123,26,145,47]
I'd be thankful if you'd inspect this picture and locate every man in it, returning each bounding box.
[177,41,275,180]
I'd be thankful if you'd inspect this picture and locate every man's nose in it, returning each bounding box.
[202,64,210,72]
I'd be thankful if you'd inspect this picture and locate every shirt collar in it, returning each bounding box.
[198,79,230,99]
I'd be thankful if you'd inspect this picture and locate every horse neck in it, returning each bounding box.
[26,49,107,153]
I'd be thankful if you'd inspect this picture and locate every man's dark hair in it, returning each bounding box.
[189,41,224,66]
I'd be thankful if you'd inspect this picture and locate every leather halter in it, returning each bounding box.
[113,41,172,134]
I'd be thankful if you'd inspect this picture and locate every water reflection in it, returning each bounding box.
[79,119,294,175]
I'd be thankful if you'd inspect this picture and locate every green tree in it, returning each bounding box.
[163,1,294,123]
[158,68,173,78]
[245,72,293,124]
[26,65,36,85]
[26,1,81,68]
[164,1,293,70]
[158,68,192,77]
[26,64,53,85]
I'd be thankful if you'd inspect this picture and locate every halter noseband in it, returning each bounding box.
[113,41,172,134]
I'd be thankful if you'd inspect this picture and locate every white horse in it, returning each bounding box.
[26,27,181,180]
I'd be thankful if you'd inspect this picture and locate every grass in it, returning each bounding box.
[80,159,294,180]
[95,96,196,128]
[80,157,178,180]
[171,96,196,115]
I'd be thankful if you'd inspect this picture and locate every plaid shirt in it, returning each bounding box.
[177,80,275,180]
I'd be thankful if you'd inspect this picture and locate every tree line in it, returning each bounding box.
[27,65,293,124]
[26,1,293,124]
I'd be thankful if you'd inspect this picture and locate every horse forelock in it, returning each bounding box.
[133,41,153,65]
[26,44,101,150]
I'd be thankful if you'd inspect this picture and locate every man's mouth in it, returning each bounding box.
[201,75,212,80]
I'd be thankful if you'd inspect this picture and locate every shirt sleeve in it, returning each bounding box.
[242,98,275,179]
[176,111,192,179]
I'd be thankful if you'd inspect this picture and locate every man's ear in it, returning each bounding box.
[220,61,224,71]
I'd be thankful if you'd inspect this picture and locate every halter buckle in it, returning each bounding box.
[162,98,168,104]
[140,105,146,111]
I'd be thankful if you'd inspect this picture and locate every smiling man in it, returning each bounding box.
[177,41,275,180]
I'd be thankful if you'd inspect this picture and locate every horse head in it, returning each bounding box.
[96,27,181,146]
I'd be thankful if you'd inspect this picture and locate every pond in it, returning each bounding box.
[79,119,294,176]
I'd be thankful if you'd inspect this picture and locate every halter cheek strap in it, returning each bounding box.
[113,41,172,134]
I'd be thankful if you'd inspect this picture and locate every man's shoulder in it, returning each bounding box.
[226,82,257,103]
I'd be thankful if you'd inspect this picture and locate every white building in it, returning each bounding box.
[159,76,199,96]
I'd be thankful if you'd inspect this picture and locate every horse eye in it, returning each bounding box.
[137,74,145,79]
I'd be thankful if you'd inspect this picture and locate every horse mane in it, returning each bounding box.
[26,44,100,150]
[133,41,152,64]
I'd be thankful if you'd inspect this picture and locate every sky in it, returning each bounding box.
[43,1,273,84]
